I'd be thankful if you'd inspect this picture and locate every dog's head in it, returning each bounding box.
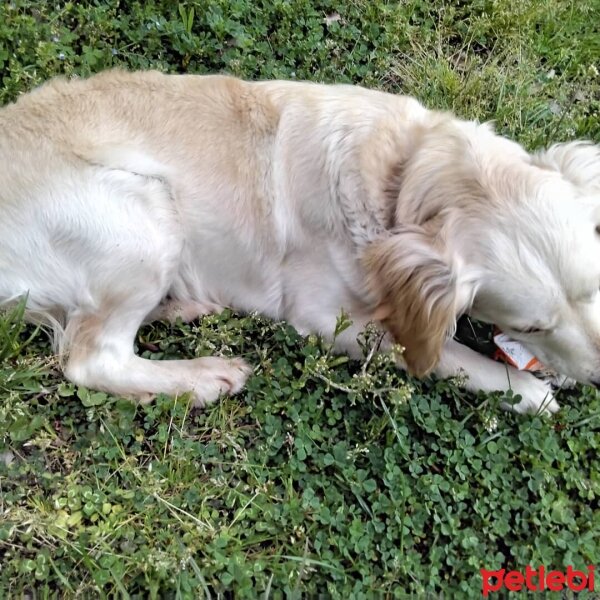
[365,122,600,386]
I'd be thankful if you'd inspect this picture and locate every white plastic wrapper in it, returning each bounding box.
[493,331,543,371]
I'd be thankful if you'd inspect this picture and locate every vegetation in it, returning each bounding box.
[1,0,599,597]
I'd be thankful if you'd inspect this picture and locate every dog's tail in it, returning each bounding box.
[0,293,68,361]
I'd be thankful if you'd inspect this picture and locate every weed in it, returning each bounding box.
[1,1,599,597]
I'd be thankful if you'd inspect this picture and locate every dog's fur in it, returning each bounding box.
[1,70,599,413]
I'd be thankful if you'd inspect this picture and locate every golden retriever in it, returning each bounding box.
[1,70,599,414]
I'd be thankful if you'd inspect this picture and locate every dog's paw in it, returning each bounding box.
[501,375,560,415]
[149,299,224,324]
[189,357,252,407]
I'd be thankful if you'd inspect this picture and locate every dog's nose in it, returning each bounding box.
[592,379,600,390]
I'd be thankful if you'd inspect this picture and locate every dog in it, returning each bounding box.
[1,70,599,414]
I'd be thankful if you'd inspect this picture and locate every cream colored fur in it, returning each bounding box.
[1,70,599,413]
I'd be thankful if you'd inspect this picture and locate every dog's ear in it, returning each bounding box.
[364,225,473,377]
[532,142,600,194]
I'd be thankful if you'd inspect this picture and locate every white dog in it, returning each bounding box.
[1,70,599,414]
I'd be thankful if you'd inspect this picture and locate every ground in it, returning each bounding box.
[0,1,599,597]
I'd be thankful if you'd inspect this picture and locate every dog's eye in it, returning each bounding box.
[511,326,544,335]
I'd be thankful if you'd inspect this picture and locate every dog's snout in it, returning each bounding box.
[591,378,600,390]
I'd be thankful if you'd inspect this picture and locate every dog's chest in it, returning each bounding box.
[172,229,368,331]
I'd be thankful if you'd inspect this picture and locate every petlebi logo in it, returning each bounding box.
[481,565,596,596]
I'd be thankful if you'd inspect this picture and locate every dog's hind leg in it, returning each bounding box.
[59,172,250,407]
[63,299,250,407]
[2,166,250,407]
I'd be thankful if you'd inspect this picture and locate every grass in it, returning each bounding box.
[1,0,599,597]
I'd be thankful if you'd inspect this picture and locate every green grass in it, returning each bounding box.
[1,0,599,597]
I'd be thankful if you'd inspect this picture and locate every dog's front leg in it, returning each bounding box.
[328,318,558,414]
[433,339,559,414]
